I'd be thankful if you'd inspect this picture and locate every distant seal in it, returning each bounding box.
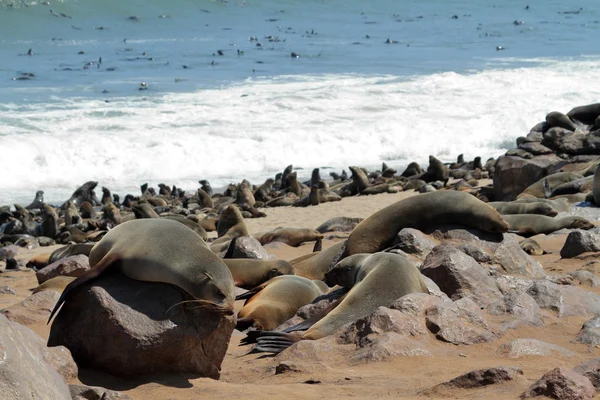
[25,190,44,210]
[258,228,324,247]
[64,181,101,207]
[48,219,236,322]
[546,111,578,131]
[401,162,423,178]
[254,178,274,202]
[33,276,76,294]
[420,155,449,184]
[222,258,294,289]
[210,205,249,252]
[64,200,81,226]
[236,275,325,331]
[341,191,509,260]
[49,243,95,264]
[280,165,293,190]
[592,165,600,206]
[162,216,208,240]
[196,188,214,209]
[132,202,160,218]
[513,197,570,212]
[41,204,59,239]
[103,201,122,226]
[255,252,429,352]
[199,180,213,197]
[236,180,256,207]
[286,172,302,196]
[488,201,558,216]
[349,166,369,194]
[519,238,547,256]
[316,217,363,233]
[503,214,594,236]
[79,201,96,219]
[567,103,600,125]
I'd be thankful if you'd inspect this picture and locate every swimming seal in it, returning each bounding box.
[48,219,235,322]
[236,275,325,331]
[254,252,429,352]
[222,258,294,289]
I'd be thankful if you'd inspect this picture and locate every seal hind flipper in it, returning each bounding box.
[255,331,302,353]
[236,317,255,332]
[312,239,322,252]
[47,252,120,324]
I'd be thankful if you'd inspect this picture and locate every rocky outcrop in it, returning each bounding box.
[560,230,600,259]
[572,316,600,345]
[493,155,561,201]
[521,367,595,399]
[48,272,235,379]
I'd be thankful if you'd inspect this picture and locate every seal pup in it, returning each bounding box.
[316,217,363,233]
[340,191,509,260]
[503,214,594,236]
[48,219,236,322]
[236,275,325,331]
[519,238,547,255]
[254,252,429,352]
[223,259,294,289]
[258,228,324,247]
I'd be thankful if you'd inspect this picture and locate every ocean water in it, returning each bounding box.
[1,0,599,205]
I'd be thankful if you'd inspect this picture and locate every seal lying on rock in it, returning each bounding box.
[503,215,594,236]
[48,219,236,322]
[254,252,429,352]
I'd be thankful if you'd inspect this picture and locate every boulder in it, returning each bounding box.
[425,297,498,345]
[36,255,90,284]
[0,313,72,400]
[0,285,16,295]
[420,243,502,308]
[488,292,544,329]
[497,339,575,358]
[69,384,132,400]
[392,228,437,256]
[518,141,554,155]
[429,366,524,390]
[2,290,60,326]
[221,236,274,260]
[543,127,600,155]
[350,333,433,364]
[569,270,600,287]
[560,230,600,259]
[527,280,600,317]
[572,316,600,345]
[493,154,561,201]
[492,234,545,277]
[47,272,235,379]
[573,359,600,391]
[521,367,595,399]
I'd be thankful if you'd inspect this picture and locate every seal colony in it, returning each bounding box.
[4,102,600,397]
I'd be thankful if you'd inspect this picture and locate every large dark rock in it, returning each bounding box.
[520,367,595,399]
[36,254,90,284]
[560,230,600,259]
[220,236,274,259]
[428,366,524,390]
[47,272,235,379]
[420,243,502,308]
[518,141,554,155]
[493,155,561,201]
[543,127,600,155]
[0,314,73,400]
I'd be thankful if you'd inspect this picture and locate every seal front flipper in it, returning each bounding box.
[47,253,119,324]
[255,331,303,353]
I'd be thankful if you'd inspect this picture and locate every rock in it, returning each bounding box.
[47,272,235,379]
[37,236,56,246]
[521,367,595,399]
[350,333,433,364]
[543,127,600,155]
[527,280,600,317]
[492,234,545,278]
[4,257,19,270]
[274,335,351,365]
[0,313,72,400]
[497,339,575,358]
[496,275,535,295]
[222,236,274,259]
[488,292,544,329]
[560,230,600,258]
[425,297,498,345]
[2,290,60,326]
[0,285,16,295]
[519,141,554,155]
[420,243,503,308]
[274,361,329,375]
[393,228,437,256]
[348,306,427,347]
[493,154,561,201]
[36,255,91,284]
[573,359,600,391]
[69,384,132,400]
[572,316,600,345]
[569,270,600,287]
[421,276,452,302]
[0,244,20,260]
[390,293,448,317]
[456,243,492,263]
[430,366,524,390]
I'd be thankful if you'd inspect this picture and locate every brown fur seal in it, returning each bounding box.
[254,252,428,352]
[41,204,59,238]
[210,205,249,252]
[513,197,570,212]
[503,214,594,236]
[79,201,96,220]
[341,191,509,260]
[102,201,122,226]
[286,172,302,196]
[33,276,76,294]
[48,219,235,322]
[236,275,325,331]
[315,217,363,233]
[64,200,81,226]
[519,238,547,256]
[162,216,208,240]
[254,178,275,203]
[223,258,294,289]
[488,201,558,216]
[258,228,324,247]
[567,103,600,125]
[518,172,584,199]
[420,155,449,183]
[49,243,95,264]
[349,166,369,194]
[236,180,256,207]
[196,188,214,209]
[293,240,346,280]
[401,162,423,177]
[546,111,578,131]
[132,202,160,218]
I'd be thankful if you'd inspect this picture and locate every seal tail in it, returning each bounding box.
[254,331,302,353]
[47,253,118,324]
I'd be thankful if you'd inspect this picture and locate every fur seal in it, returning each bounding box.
[41,204,59,238]
[519,238,547,255]
[567,103,600,125]
[513,197,570,212]
[196,188,214,209]
[33,276,76,294]
[64,181,101,207]
[132,202,160,218]
[25,190,44,210]
[79,201,96,219]
[518,172,584,199]
[49,243,95,264]
[210,205,249,252]
[546,111,578,131]
[280,165,293,190]
[64,200,81,226]
[503,214,594,236]
[236,275,325,331]
[341,191,509,259]
[223,258,294,289]
[401,162,423,177]
[199,180,213,197]
[592,165,600,206]
[236,180,256,207]
[48,219,236,322]
[258,228,324,247]
[349,166,369,194]
[488,201,558,216]
[254,252,428,352]
[293,240,346,280]
[420,156,449,183]
[315,217,363,233]
[254,179,275,203]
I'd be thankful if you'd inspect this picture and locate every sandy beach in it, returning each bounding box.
[2,181,599,400]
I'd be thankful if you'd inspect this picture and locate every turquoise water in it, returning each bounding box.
[1,0,599,204]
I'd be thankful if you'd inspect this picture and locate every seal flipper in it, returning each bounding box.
[255,331,302,353]
[543,178,552,199]
[312,238,322,252]
[47,253,119,324]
